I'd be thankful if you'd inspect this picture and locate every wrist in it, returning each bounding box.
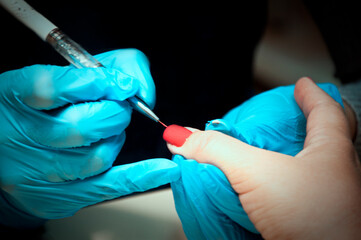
[343,99,357,141]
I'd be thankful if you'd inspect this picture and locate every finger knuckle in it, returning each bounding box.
[22,66,56,108]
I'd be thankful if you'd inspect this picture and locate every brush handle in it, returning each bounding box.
[0,0,56,40]
[46,28,103,69]
[0,0,160,122]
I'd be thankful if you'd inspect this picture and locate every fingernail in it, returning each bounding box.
[163,124,193,147]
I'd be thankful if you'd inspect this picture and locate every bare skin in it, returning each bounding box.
[168,78,361,240]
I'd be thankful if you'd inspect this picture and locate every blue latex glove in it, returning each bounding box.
[171,155,262,240]
[172,83,343,239]
[207,83,344,156]
[0,49,179,229]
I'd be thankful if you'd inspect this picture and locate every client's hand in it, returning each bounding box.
[169,78,361,239]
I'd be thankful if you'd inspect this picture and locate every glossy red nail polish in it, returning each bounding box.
[163,124,192,147]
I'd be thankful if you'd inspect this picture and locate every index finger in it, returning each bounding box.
[7,65,139,110]
[95,49,156,109]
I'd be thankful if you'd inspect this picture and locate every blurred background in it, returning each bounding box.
[254,0,339,90]
[0,0,341,239]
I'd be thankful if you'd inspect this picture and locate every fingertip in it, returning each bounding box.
[294,77,319,113]
[163,124,193,147]
[295,77,315,91]
[295,76,314,94]
[112,158,181,192]
[95,49,155,108]
[167,142,181,155]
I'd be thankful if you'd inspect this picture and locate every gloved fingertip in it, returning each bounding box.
[171,154,186,163]
[159,160,182,183]
[105,69,140,101]
[205,119,232,134]
[135,83,156,109]
[129,158,181,188]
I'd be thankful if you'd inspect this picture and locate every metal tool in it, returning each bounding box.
[0,0,166,126]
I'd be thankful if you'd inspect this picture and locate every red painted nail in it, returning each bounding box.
[163,124,192,147]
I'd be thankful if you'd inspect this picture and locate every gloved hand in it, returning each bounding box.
[169,78,360,239]
[0,49,179,229]
[171,155,262,240]
[171,82,344,239]
[207,82,343,156]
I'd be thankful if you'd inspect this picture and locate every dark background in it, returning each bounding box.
[0,1,267,164]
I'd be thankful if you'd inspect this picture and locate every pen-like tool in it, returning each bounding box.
[0,0,167,127]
